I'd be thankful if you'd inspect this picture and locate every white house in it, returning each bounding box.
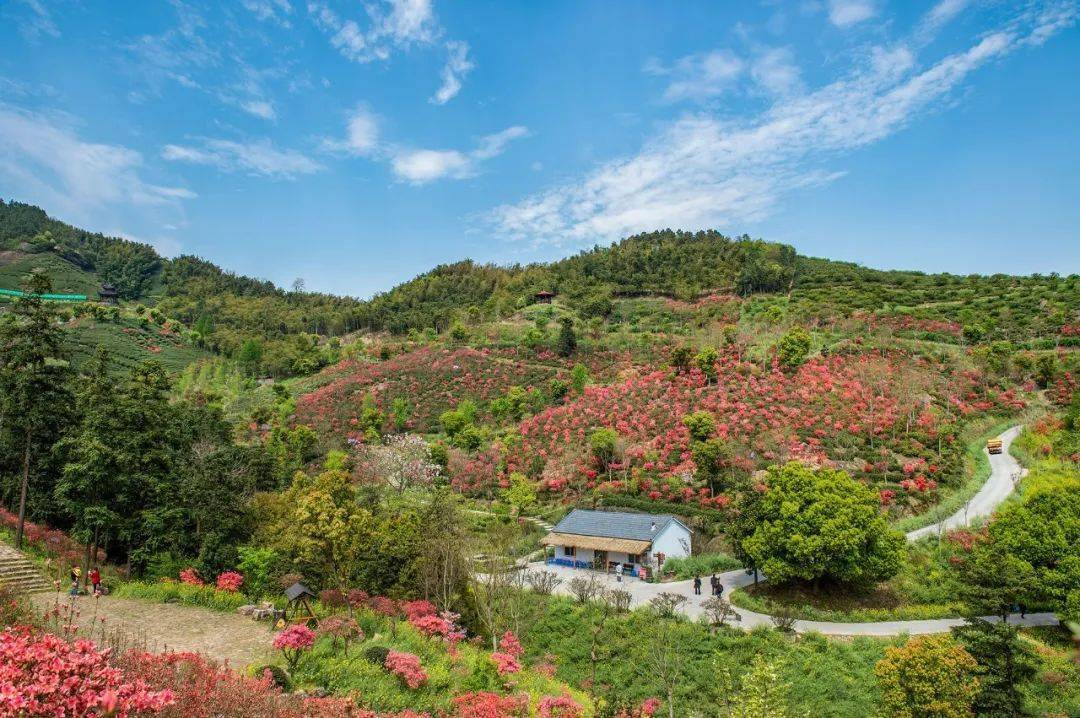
[540,509,692,577]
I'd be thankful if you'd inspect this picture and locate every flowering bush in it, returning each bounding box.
[215,571,243,592]
[452,691,528,718]
[119,650,363,718]
[538,693,584,718]
[178,568,203,586]
[0,508,104,567]
[368,596,399,616]
[319,615,362,655]
[491,631,525,675]
[0,627,174,717]
[384,650,427,689]
[402,599,437,621]
[273,625,316,670]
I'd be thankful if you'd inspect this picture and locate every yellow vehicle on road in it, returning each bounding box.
[987,438,1003,455]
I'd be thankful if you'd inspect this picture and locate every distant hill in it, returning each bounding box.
[2,200,1077,378]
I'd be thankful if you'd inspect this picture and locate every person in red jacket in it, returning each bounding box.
[89,567,101,595]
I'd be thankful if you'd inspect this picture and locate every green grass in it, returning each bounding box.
[112,580,254,612]
[0,252,101,296]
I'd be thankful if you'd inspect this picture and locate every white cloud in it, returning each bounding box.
[391,149,471,183]
[431,40,474,104]
[486,5,1073,246]
[322,105,381,156]
[0,104,193,225]
[390,126,529,184]
[827,0,877,27]
[162,138,323,179]
[646,50,744,102]
[242,0,293,26]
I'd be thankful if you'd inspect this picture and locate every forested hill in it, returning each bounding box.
[2,200,1077,351]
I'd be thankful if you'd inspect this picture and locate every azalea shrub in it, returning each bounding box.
[274,625,316,671]
[0,627,174,718]
[483,349,1022,513]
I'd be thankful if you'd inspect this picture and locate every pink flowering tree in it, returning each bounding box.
[490,631,524,676]
[272,624,316,671]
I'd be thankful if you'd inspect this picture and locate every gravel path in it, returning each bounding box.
[525,425,1061,636]
[29,592,273,667]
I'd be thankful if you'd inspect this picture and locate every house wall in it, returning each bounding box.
[650,522,691,561]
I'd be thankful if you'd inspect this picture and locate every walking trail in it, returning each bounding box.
[27,591,273,666]
[525,425,1059,636]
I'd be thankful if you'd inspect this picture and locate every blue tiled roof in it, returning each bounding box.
[551,509,682,541]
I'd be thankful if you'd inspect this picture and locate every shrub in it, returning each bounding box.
[874,634,980,718]
[364,645,391,666]
[114,581,250,612]
[662,553,741,580]
[256,664,291,690]
[215,571,243,592]
[178,568,203,586]
[0,627,174,717]
[273,625,316,671]
[385,650,427,689]
[236,546,280,599]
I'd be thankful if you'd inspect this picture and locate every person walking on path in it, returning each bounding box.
[710,574,719,596]
[69,566,81,596]
[89,567,101,595]
[613,562,622,582]
[693,575,702,595]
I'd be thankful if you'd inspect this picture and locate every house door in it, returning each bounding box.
[594,550,608,569]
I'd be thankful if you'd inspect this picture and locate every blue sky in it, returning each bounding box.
[1,0,1077,297]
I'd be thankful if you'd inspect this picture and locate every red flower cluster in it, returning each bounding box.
[452,691,527,718]
[178,568,203,586]
[0,627,173,717]
[0,508,104,568]
[215,571,243,592]
[384,650,427,690]
[538,693,584,718]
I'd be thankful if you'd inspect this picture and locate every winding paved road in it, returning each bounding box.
[526,425,1059,635]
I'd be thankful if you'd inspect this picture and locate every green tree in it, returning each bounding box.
[589,428,619,469]
[874,634,980,718]
[670,345,694,374]
[951,619,1037,718]
[556,317,577,357]
[54,348,122,571]
[731,655,798,718]
[502,472,537,516]
[775,327,812,371]
[694,346,719,383]
[236,339,263,376]
[733,463,904,587]
[681,411,716,442]
[0,271,71,548]
[691,438,734,492]
[956,542,1036,620]
[570,363,589,394]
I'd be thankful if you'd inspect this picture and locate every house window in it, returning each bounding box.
[563,546,576,557]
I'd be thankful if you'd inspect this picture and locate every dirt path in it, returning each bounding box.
[30,592,273,667]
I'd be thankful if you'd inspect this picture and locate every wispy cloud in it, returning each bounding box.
[645,50,744,102]
[308,0,474,104]
[486,3,1075,246]
[162,138,323,179]
[242,0,293,27]
[322,105,527,183]
[7,0,59,40]
[0,104,193,225]
[431,40,474,104]
[827,0,878,27]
